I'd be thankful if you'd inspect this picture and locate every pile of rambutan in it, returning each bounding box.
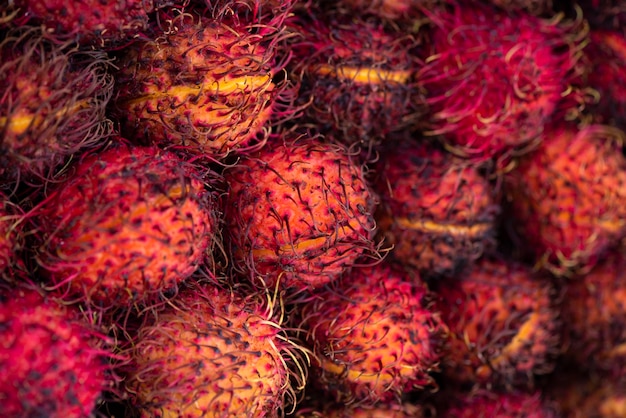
[1,0,626,416]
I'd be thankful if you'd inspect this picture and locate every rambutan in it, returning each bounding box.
[34,142,219,308]
[503,122,626,276]
[296,262,446,405]
[415,1,588,162]
[124,282,308,417]
[373,140,498,278]
[438,389,558,418]
[223,135,378,292]
[560,248,626,378]
[111,13,293,160]
[0,27,113,185]
[0,286,113,417]
[10,0,184,48]
[288,9,421,155]
[434,257,561,389]
[583,29,626,130]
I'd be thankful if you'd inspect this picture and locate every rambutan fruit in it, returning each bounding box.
[415,1,588,162]
[503,122,626,276]
[0,27,114,185]
[373,140,499,278]
[287,10,422,155]
[223,136,378,293]
[560,248,626,379]
[434,257,561,390]
[582,29,626,130]
[10,0,185,48]
[124,282,308,417]
[438,389,558,418]
[296,262,446,405]
[111,13,293,160]
[34,142,219,308]
[0,286,113,417]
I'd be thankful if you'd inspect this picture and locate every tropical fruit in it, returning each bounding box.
[34,143,218,307]
[297,262,446,405]
[374,140,498,278]
[125,282,307,417]
[224,136,378,292]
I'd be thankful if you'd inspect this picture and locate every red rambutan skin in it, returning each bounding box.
[503,123,626,276]
[297,262,446,406]
[416,2,588,161]
[288,10,421,153]
[10,0,177,47]
[223,136,378,292]
[440,390,558,418]
[0,27,113,185]
[34,143,218,308]
[0,192,21,279]
[583,29,626,130]
[561,249,626,379]
[111,13,293,160]
[125,283,307,418]
[434,257,560,390]
[374,140,498,278]
[0,287,111,417]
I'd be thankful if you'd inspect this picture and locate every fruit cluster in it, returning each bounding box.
[1,0,625,416]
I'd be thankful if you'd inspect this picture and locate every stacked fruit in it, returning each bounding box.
[1,0,625,416]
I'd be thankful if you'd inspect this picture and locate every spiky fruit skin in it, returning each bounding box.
[583,30,626,130]
[112,14,289,160]
[0,192,20,279]
[288,11,420,153]
[434,257,560,389]
[35,143,217,307]
[297,263,446,405]
[561,249,626,378]
[440,390,557,418]
[11,0,163,47]
[504,123,626,276]
[224,137,377,292]
[374,141,498,278]
[200,0,296,23]
[0,287,110,417]
[0,27,113,184]
[126,283,305,417]
[416,2,587,161]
